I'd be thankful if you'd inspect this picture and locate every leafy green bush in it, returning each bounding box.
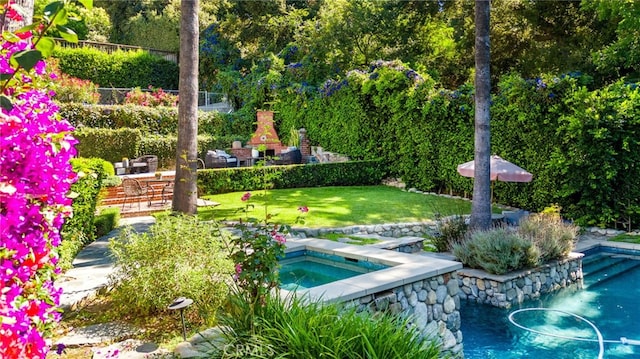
[197,160,386,195]
[124,87,178,107]
[53,47,178,89]
[94,207,120,238]
[517,212,578,263]
[452,229,538,275]
[214,292,441,359]
[108,215,232,323]
[74,127,142,163]
[431,215,469,252]
[101,175,122,187]
[59,158,110,269]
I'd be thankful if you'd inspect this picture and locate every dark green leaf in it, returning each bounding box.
[36,37,56,58]
[0,96,13,111]
[11,50,43,72]
[56,25,77,43]
[43,1,64,17]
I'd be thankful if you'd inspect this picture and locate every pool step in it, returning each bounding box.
[584,256,640,288]
[582,254,628,276]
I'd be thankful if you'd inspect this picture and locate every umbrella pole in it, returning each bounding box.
[491,181,494,204]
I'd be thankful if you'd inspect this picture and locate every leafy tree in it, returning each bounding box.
[586,0,640,82]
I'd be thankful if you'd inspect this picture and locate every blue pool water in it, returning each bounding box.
[462,248,640,358]
[279,250,388,291]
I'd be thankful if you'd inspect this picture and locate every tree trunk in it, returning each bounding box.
[1,0,34,32]
[470,0,492,230]
[172,0,199,214]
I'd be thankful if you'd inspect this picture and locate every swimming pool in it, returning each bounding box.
[279,250,389,291]
[461,246,640,358]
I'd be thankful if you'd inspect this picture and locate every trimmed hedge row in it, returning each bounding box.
[53,47,178,89]
[59,157,111,269]
[73,127,243,169]
[197,160,386,195]
[59,103,254,137]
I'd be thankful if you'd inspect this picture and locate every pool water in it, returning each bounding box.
[279,250,388,291]
[462,250,640,358]
[279,258,364,290]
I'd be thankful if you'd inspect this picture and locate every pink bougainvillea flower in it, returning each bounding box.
[297,206,309,213]
[235,263,242,275]
[241,192,251,202]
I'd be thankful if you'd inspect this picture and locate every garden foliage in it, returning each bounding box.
[197,160,386,195]
[274,62,640,229]
[108,215,232,323]
[215,292,441,359]
[452,212,579,275]
[0,0,91,355]
[58,157,111,269]
[52,46,178,89]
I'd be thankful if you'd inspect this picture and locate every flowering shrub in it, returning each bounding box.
[0,0,87,356]
[49,60,100,104]
[229,191,307,305]
[124,86,178,107]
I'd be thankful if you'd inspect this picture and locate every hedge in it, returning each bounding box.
[74,127,142,163]
[274,63,640,229]
[53,47,178,89]
[60,103,254,137]
[197,160,386,195]
[59,158,111,269]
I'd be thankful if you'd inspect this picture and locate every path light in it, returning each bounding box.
[168,297,193,341]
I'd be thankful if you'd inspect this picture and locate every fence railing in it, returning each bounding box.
[55,38,178,63]
[97,88,227,108]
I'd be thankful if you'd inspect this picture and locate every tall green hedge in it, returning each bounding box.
[275,63,640,229]
[60,103,253,137]
[59,158,110,269]
[53,47,178,89]
[197,160,386,195]
[74,127,142,163]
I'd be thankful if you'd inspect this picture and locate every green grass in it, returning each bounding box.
[318,233,381,245]
[609,233,640,244]
[198,185,476,228]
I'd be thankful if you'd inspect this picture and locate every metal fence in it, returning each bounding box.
[56,39,177,63]
[97,88,226,107]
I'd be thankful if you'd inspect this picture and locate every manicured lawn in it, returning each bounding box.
[609,233,640,244]
[198,185,479,228]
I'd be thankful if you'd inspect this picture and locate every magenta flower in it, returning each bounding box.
[241,192,252,201]
[235,263,243,275]
[298,206,309,213]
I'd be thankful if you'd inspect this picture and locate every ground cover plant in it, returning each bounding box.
[199,185,473,227]
[609,233,640,244]
[214,292,442,359]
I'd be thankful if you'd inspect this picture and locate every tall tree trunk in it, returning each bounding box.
[470,0,492,230]
[172,0,199,214]
[1,0,34,32]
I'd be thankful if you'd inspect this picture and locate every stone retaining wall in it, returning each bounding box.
[296,221,438,238]
[457,253,583,308]
[349,272,464,358]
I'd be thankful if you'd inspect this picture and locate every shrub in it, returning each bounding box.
[94,207,120,238]
[431,215,469,252]
[51,72,101,104]
[517,212,578,263]
[74,127,142,163]
[108,215,232,323]
[452,229,539,275]
[214,292,441,359]
[124,86,178,107]
[59,158,110,269]
[53,47,179,89]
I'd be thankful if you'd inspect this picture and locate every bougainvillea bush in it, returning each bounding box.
[0,0,88,356]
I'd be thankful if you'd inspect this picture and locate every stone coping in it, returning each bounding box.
[457,252,584,282]
[282,238,462,303]
[578,240,640,253]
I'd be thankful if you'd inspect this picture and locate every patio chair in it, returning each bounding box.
[121,177,153,211]
[131,155,158,173]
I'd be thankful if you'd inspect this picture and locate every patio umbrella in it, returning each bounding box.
[457,155,533,182]
[457,155,533,201]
